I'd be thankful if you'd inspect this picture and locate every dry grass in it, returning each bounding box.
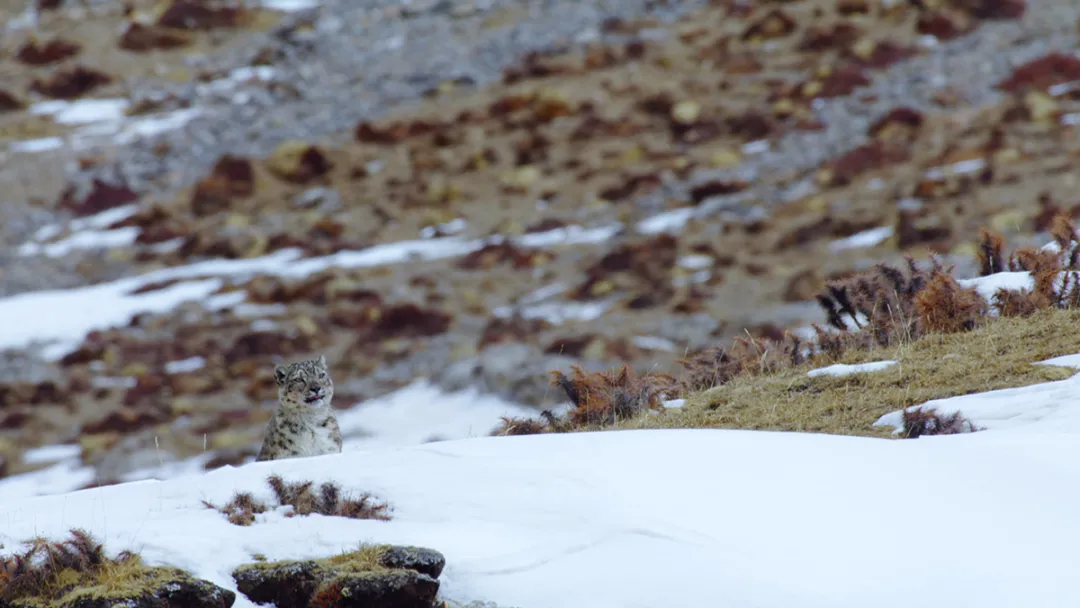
[203,475,392,526]
[610,307,1080,437]
[0,529,173,607]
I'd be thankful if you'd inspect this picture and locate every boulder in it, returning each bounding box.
[232,545,444,608]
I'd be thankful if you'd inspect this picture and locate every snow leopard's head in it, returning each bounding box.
[274,355,335,412]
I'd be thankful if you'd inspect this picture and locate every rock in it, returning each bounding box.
[233,560,323,608]
[64,574,236,608]
[266,141,333,184]
[232,545,444,608]
[314,570,439,608]
[376,546,446,579]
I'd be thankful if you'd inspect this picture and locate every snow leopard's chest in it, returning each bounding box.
[270,414,341,458]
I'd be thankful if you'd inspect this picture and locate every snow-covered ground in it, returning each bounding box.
[3,420,1080,608]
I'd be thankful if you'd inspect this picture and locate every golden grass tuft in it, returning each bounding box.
[0,529,183,607]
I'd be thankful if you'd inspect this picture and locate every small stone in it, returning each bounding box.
[376,546,446,578]
[671,100,701,124]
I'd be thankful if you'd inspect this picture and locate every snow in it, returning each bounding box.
[260,0,319,11]
[874,359,1080,434]
[336,380,536,450]
[1,219,623,359]
[829,226,894,252]
[958,271,1033,307]
[21,444,82,465]
[8,136,64,153]
[16,99,200,152]
[165,356,207,374]
[637,207,695,234]
[17,226,139,257]
[3,428,1080,608]
[807,360,898,378]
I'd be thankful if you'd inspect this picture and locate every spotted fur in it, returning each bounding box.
[256,355,343,462]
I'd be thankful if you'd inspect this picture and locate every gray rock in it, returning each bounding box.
[377,546,446,579]
[329,570,440,608]
[233,545,444,608]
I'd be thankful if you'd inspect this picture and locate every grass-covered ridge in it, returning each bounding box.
[497,217,1080,439]
[616,307,1079,437]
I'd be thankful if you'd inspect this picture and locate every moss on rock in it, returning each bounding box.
[232,544,443,608]
[0,530,234,608]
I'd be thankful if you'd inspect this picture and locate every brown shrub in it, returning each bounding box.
[680,333,808,392]
[900,407,981,439]
[914,271,987,333]
[976,228,1006,276]
[550,365,677,427]
[204,476,391,525]
[0,529,137,602]
[201,492,269,526]
[491,416,550,436]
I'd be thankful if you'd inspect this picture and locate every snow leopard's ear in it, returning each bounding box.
[317,355,327,368]
[274,364,289,386]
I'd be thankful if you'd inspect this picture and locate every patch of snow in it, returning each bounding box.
[742,139,770,155]
[0,278,226,361]
[873,369,1080,434]
[924,158,986,180]
[2,429,1080,608]
[420,218,467,238]
[514,224,621,248]
[0,220,636,361]
[1036,353,1080,369]
[165,356,207,375]
[807,361,898,378]
[677,254,713,270]
[518,283,567,305]
[29,98,130,125]
[662,398,686,408]
[0,458,94,500]
[338,380,535,450]
[829,226,894,252]
[112,109,200,144]
[198,67,277,96]
[21,444,82,465]
[1048,81,1080,97]
[8,137,64,154]
[958,272,1034,308]
[73,204,141,230]
[637,207,695,235]
[632,335,677,352]
[261,0,320,12]
[17,227,139,257]
[492,300,610,325]
[23,98,199,148]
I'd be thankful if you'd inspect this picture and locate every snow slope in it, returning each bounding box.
[3,425,1080,608]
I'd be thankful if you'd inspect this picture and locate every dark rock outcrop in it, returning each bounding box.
[232,545,444,608]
